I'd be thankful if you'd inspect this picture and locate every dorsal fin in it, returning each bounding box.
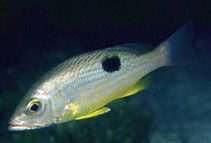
[111,43,156,54]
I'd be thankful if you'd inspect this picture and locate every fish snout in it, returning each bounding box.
[8,114,36,131]
[8,116,53,131]
[8,119,31,131]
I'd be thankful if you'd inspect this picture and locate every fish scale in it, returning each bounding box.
[64,47,166,119]
[70,57,143,117]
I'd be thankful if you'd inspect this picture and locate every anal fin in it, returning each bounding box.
[76,107,110,120]
[120,76,151,98]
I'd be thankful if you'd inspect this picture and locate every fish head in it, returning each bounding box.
[8,89,55,131]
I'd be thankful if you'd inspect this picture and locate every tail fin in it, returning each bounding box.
[158,21,197,65]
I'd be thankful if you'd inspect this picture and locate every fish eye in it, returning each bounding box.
[26,99,42,113]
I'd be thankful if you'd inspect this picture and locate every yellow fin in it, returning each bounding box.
[120,76,151,98]
[76,107,110,120]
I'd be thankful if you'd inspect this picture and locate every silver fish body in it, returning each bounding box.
[43,46,166,121]
[9,22,195,131]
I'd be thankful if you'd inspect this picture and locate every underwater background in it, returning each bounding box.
[0,0,211,143]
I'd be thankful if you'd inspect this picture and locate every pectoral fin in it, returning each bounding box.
[120,76,151,98]
[76,107,111,120]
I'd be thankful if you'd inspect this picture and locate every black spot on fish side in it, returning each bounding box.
[102,56,121,72]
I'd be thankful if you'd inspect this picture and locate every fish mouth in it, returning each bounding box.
[8,123,32,131]
[8,122,53,131]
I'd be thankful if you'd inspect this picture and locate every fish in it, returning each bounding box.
[8,22,196,131]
